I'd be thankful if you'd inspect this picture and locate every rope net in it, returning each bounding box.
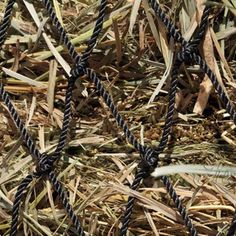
[0,0,235,235]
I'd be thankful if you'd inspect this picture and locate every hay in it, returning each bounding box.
[0,0,235,235]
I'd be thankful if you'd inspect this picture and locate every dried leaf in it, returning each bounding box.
[129,0,142,36]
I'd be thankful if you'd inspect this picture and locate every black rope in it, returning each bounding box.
[42,0,80,62]
[119,169,147,235]
[120,2,235,235]
[10,174,34,236]
[48,171,84,235]
[149,0,236,123]
[80,0,107,64]
[120,43,196,236]
[53,79,75,158]
[0,0,107,235]
[0,0,235,235]
[227,211,236,236]
[0,0,15,46]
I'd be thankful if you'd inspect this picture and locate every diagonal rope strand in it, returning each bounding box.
[10,175,34,236]
[0,0,108,235]
[80,0,107,64]
[42,0,80,62]
[0,0,15,46]
[49,171,85,236]
[0,83,41,160]
[193,53,236,123]
[0,0,235,235]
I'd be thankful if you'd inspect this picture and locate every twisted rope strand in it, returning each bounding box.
[120,169,147,236]
[49,171,85,236]
[0,83,41,160]
[161,175,197,236]
[53,79,75,157]
[120,5,214,236]
[2,0,109,233]
[149,0,236,124]
[157,56,197,236]
[0,0,235,235]
[42,0,80,62]
[43,0,107,65]
[120,53,197,235]
[85,67,146,154]
[193,54,236,123]
[147,2,236,234]
[154,59,180,155]
[191,6,211,47]
[10,175,34,236]
[148,0,185,45]
[80,0,107,64]
[0,0,15,46]
[0,0,106,234]
[227,211,236,236]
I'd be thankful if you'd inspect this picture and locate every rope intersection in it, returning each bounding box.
[0,1,235,235]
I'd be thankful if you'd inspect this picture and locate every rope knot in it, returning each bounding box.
[139,147,157,172]
[35,153,54,176]
[70,62,86,80]
[177,42,196,63]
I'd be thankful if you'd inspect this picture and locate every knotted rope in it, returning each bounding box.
[0,1,235,235]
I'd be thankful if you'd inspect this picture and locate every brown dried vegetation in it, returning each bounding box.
[0,0,236,235]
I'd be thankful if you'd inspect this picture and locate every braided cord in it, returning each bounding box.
[85,67,146,154]
[148,2,236,235]
[191,6,211,47]
[155,55,197,236]
[119,59,179,235]
[0,0,40,159]
[227,211,236,236]
[53,79,75,157]
[148,0,185,45]
[10,175,34,236]
[120,169,147,235]
[193,54,236,123]
[120,53,197,235]
[149,0,236,124]
[42,0,80,61]
[43,0,107,65]
[80,0,107,64]
[80,4,204,233]
[49,171,85,235]
[41,0,109,156]
[161,175,197,236]
[0,0,107,235]
[155,60,180,154]
[1,0,235,235]
[0,83,41,159]
[0,0,15,46]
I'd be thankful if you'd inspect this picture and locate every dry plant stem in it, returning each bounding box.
[193,0,214,114]
[0,0,235,236]
[151,164,236,178]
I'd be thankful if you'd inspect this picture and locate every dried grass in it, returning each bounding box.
[0,0,236,235]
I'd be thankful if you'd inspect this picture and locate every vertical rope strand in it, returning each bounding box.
[120,169,147,236]
[53,79,75,157]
